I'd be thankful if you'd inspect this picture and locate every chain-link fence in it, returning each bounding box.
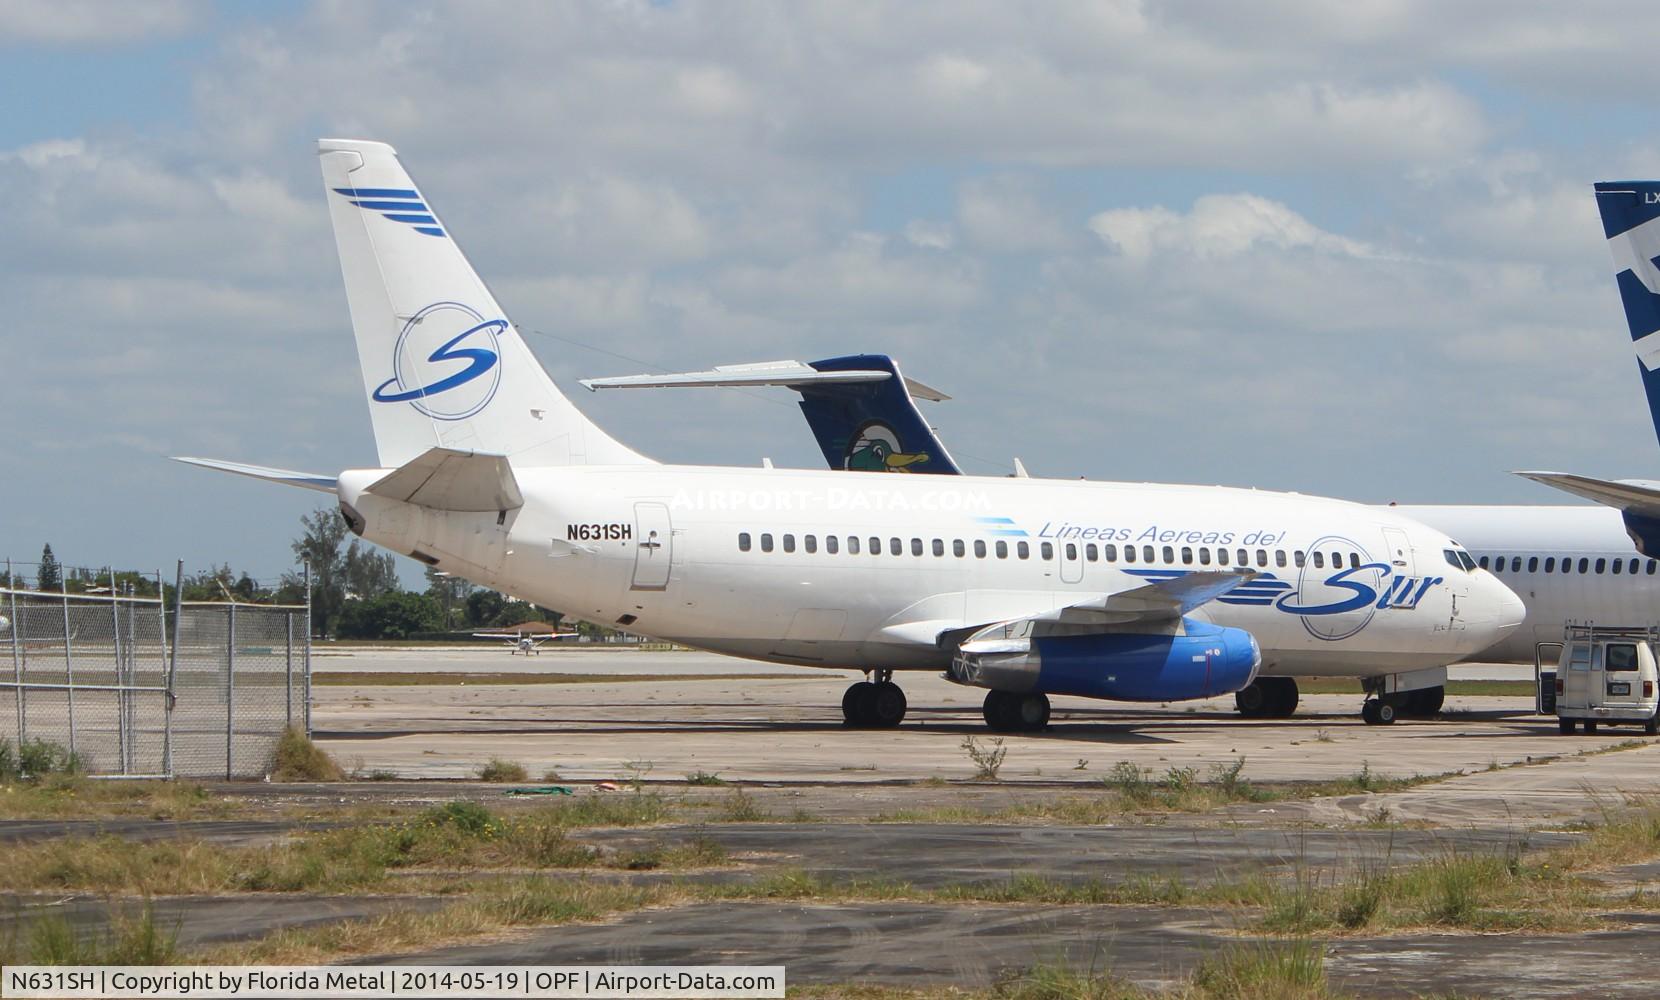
[1,570,310,779]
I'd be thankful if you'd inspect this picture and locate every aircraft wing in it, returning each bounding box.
[1516,471,1660,556]
[878,571,1256,650]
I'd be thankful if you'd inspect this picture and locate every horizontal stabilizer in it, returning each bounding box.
[172,457,337,493]
[581,360,950,401]
[366,446,523,512]
[1515,471,1660,512]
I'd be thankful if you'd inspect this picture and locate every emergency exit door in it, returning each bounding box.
[631,502,673,590]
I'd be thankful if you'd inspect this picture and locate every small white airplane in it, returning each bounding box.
[175,139,1525,731]
[471,629,576,654]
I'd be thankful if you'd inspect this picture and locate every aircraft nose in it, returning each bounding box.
[1487,575,1527,633]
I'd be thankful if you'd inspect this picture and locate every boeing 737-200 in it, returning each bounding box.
[176,139,1523,731]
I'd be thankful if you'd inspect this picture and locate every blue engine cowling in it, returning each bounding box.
[949,618,1260,703]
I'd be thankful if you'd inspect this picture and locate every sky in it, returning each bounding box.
[4,0,1660,585]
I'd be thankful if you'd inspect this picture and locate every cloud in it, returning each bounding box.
[0,0,202,45]
[1089,194,1375,261]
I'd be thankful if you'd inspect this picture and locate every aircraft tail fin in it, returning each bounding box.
[1594,181,1660,450]
[797,355,962,475]
[317,139,651,469]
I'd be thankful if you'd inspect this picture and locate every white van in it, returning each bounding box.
[1553,625,1660,735]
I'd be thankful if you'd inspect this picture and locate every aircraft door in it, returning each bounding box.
[631,502,673,590]
[1058,540,1084,585]
[1381,527,1416,576]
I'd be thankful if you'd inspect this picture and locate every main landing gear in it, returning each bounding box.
[1235,677,1299,719]
[842,670,907,728]
[983,690,1050,732]
[1361,685,1445,725]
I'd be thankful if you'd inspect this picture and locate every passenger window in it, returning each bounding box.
[1065,543,1077,561]
[761,533,774,553]
[1478,555,1489,569]
[1606,644,1640,672]
[1142,545,1154,563]
[890,537,902,556]
[1631,558,1641,575]
[1018,541,1030,559]
[1275,550,1287,568]
[1041,542,1054,560]
[1595,558,1607,574]
[910,538,922,556]
[848,536,860,555]
[1579,558,1589,573]
[739,532,752,552]
[1543,557,1554,572]
[975,540,987,558]
[1163,545,1175,564]
[1294,551,1306,568]
[953,539,966,557]
[1237,549,1248,566]
[870,536,880,555]
[804,535,816,554]
[1086,543,1098,562]
[932,538,944,557]
[1511,557,1522,573]
[1103,544,1118,562]
[1650,560,1658,575]
[1199,547,1212,566]
[1124,545,1137,563]
[996,540,1008,559]
[1614,558,1624,575]
[1218,547,1230,566]
[1352,552,1363,569]
[1181,546,1194,565]
[826,536,838,554]
[1257,549,1268,567]
[1333,552,1345,569]
[1313,552,1324,569]
[783,534,797,553]
[1526,556,1537,572]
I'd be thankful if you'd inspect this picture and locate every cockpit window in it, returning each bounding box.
[1444,549,1477,573]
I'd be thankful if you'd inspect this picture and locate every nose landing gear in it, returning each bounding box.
[842,670,907,728]
[983,689,1050,732]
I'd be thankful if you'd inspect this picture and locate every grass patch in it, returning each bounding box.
[1,903,179,966]
[271,727,343,782]
[478,758,529,783]
[0,738,84,782]
[713,786,768,822]
[684,770,727,786]
[0,777,232,821]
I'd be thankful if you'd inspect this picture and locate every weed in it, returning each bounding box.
[621,760,655,791]
[961,736,1007,780]
[540,768,565,783]
[478,758,528,783]
[1103,761,1153,804]
[1163,766,1198,795]
[1193,938,1327,999]
[715,786,768,822]
[1074,758,1090,771]
[684,770,728,786]
[271,728,343,782]
[1313,729,1334,743]
[5,904,178,966]
[423,801,499,835]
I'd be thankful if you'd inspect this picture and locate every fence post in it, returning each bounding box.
[164,561,182,779]
[285,610,293,728]
[60,578,76,759]
[226,602,236,781]
[109,569,126,775]
[7,558,22,746]
[303,561,312,736]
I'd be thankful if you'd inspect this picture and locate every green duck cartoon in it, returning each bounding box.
[845,420,931,472]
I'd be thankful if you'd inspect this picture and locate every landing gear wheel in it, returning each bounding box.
[1559,718,1577,735]
[869,681,907,728]
[1012,692,1050,731]
[1235,681,1269,718]
[1266,677,1299,718]
[1406,686,1445,717]
[1376,701,1396,724]
[842,681,877,727]
[1361,699,1395,725]
[983,690,1015,732]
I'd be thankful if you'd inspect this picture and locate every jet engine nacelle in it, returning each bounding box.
[949,618,1260,703]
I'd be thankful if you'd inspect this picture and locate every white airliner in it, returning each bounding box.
[176,139,1524,731]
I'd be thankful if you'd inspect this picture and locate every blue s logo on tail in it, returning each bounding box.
[1595,182,1660,449]
[372,301,506,421]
